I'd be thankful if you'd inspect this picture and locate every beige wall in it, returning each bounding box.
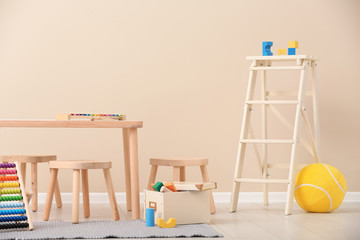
[0,0,359,193]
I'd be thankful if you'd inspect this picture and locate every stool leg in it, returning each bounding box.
[147,165,158,190]
[72,169,80,224]
[180,167,186,182]
[48,166,62,208]
[173,166,181,181]
[48,167,62,208]
[31,163,37,212]
[54,179,63,208]
[81,169,90,218]
[20,163,26,186]
[200,165,216,214]
[43,168,58,221]
[103,168,120,221]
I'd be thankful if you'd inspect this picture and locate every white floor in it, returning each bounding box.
[29,201,360,240]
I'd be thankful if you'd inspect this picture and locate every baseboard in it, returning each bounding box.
[36,192,360,204]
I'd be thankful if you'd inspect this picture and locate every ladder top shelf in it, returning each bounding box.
[246,55,318,61]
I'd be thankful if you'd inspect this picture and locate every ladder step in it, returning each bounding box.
[246,100,299,105]
[267,163,308,169]
[234,178,290,184]
[240,139,295,144]
[250,66,304,71]
[266,91,313,97]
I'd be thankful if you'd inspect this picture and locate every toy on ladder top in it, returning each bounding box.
[0,162,33,231]
[262,41,299,56]
[56,113,126,121]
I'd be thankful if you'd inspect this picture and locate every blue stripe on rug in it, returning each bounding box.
[0,220,223,239]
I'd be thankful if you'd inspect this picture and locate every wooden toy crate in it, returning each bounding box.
[144,190,210,225]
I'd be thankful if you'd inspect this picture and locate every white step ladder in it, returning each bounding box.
[229,55,320,215]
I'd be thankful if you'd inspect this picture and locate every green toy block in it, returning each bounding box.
[152,182,164,192]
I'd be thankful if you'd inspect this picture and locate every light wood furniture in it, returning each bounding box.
[43,160,120,223]
[230,55,320,215]
[147,157,216,214]
[0,155,62,212]
[0,119,142,219]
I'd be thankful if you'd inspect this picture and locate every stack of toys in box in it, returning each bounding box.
[145,181,216,226]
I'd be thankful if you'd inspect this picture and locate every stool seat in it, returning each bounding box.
[0,155,56,163]
[150,158,208,166]
[49,160,111,169]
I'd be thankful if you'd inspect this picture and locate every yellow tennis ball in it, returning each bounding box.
[295,163,347,212]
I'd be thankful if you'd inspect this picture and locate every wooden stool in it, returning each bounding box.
[0,155,62,212]
[43,160,120,223]
[147,158,216,214]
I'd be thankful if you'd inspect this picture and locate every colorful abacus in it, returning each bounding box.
[0,162,33,231]
[56,113,126,121]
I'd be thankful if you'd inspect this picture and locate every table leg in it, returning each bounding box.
[122,128,132,211]
[127,128,140,219]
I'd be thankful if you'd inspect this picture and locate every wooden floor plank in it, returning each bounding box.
[216,203,281,240]
[256,202,360,240]
[29,201,360,240]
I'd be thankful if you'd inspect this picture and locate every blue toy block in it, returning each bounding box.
[146,208,155,227]
[262,41,273,56]
[288,48,296,55]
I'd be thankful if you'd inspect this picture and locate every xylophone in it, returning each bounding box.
[56,113,126,121]
[0,162,33,231]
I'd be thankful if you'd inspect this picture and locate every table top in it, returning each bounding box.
[0,119,143,128]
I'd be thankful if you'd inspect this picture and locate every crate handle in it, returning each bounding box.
[149,201,157,211]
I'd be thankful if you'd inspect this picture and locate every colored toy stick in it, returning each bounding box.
[152,182,164,192]
[262,41,273,56]
[145,208,155,227]
[288,48,296,55]
[288,41,299,48]
[278,49,286,55]
[56,113,126,121]
[164,182,177,192]
[157,218,176,228]
[0,182,20,188]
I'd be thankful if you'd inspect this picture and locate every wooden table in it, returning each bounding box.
[0,119,143,219]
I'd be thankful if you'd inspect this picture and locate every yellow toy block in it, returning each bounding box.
[289,41,299,48]
[278,49,286,55]
[157,218,176,228]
